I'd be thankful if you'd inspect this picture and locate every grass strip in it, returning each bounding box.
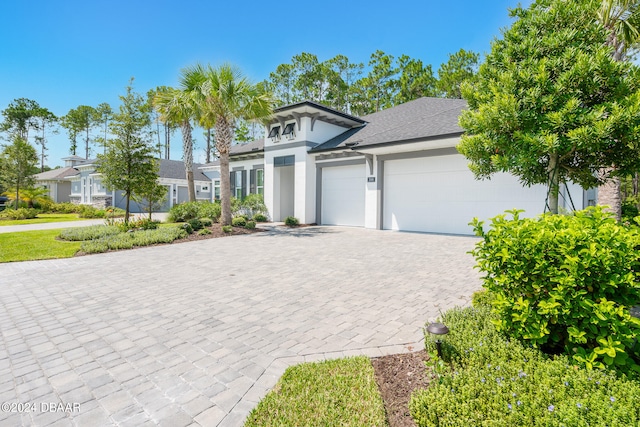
[245,356,388,427]
[0,229,82,262]
[0,213,84,226]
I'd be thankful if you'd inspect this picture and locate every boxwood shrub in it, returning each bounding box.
[168,201,221,223]
[232,216,247,227]
[284,216,299,226]
[470,207,640,376]
[245,220,256,230]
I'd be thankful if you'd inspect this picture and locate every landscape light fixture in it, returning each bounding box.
[426,322,449,359]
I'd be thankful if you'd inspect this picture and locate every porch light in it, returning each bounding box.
[282,123,295,140]
[268,126,280,141]
[426,322,449,359]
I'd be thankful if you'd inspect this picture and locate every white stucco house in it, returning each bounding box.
[203,97,593,235]
[37,97,594,234]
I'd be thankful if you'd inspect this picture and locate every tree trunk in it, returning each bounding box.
[181,120,196,202]
[598,169,621,220]
[125,192,130,224]
[547,153,560,214]
[217,117,233,226]
[206,128,212,163]
[85,127,90,159]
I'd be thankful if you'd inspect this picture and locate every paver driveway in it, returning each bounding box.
[0,226,482,426]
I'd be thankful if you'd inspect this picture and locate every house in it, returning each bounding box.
[205,97,593,235]
[35,157,213,212]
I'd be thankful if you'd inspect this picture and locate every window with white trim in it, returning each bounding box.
[256,169,264,195]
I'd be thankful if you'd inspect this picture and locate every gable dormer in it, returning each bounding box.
[265,100,365,149]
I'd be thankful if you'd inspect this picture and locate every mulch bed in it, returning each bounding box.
[371,350,432,427]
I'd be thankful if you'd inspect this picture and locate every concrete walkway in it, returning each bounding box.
[0,226,482,426]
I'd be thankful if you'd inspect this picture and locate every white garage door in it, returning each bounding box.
[321,164,365,226]
[383,155,549,234]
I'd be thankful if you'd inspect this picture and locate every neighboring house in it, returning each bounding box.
[206,97,592,235]
[34,157,212,213]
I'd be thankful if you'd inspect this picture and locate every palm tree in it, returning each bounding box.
[185,63,273,225]
[3,186,51,209]
[597,0,640,220]
[153,87,197,202]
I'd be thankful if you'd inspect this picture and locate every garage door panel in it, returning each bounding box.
[322,164,365,227]
[384,155,548,234]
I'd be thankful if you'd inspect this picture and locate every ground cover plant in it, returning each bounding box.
[0,229,82,262]
[245,357,387,427]
[409,299,640,426]
[471,207,640,375]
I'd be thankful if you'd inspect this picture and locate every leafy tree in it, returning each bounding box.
[0,98,42,141]
[596,0,640,219]
[132,180,167,220]
[458,0,640,214]
[95,102,112,155]
[61,105,99,158]
[97,81,157,224]
[395,55,438,104]
[324,55,364,113]
[263,63,296,106]
[351,50,398,115]
[436,49,480,99]
[292,52,329,102]
[0,137,38,209]
[32,107,57,172]
[188,63,273,225]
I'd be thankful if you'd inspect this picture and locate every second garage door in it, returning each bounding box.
[321,164,365,226]
[383,154,549,234]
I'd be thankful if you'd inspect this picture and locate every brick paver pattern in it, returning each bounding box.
[0,226,482,426]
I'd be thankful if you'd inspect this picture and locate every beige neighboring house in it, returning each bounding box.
[33,156,85,203]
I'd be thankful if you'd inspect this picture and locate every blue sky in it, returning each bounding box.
[0,0,529,166]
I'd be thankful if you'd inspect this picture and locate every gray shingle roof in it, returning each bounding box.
[310,97,466,152]
[230,138,264,156]
[34,167,79,180]
[159,159,209,181]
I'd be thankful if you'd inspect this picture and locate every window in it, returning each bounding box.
[268,126,280,141]
[282,122,295,139]
[234,171,243,199]
[274,155,295,167]
[214,180,220,200]
[256,169,264,195]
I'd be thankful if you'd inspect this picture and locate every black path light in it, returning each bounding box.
[427,322,449,359]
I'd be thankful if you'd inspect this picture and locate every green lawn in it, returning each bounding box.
[245,357,387,427]
[0,229,82,263]
[0,213,85,226]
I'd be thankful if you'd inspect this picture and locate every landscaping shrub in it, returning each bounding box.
[168,201,221,223]
[78,226,187,253]
[198,202,221,223]
[245,220,256,230]
[470,207,640,376]
[59,225,121,241]
[187,218,203,231]
[79,240,109,254]
[284,216,299,226]
[181,223,193,234]
[200,217,213,227]
[168,202,199,222]
[197,228,212,235]
[231,216,247,227]
[240,193,267,216]
[222,225,232,233]
[410,304,640,426]
[253,213,268,222]
[0,208,39,220]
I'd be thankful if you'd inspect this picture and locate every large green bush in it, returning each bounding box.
[471,207,640,375]
[410,304,640,426]
[168,201,221,223]
[0,208,39,220]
